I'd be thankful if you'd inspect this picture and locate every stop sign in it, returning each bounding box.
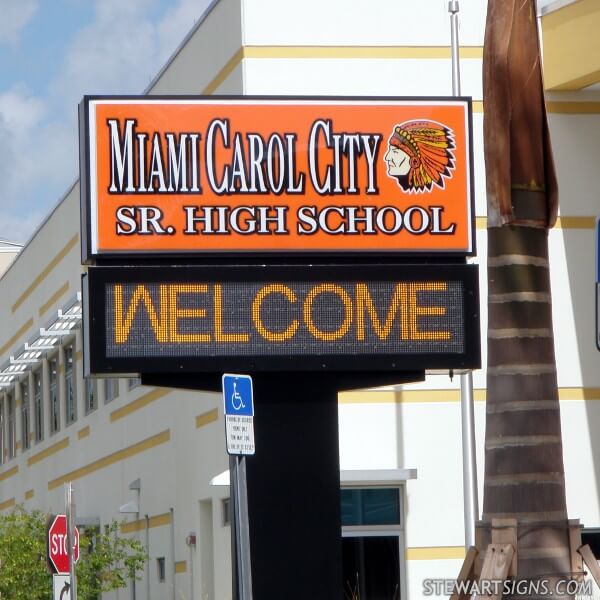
[48,514,79,574]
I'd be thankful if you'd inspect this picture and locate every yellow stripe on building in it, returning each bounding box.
[121,512,172,534]
[110,388,170,422]
[0,465,18,482]
[196,408,219,428]
[175,561,187,574]
[0,498,16,512]
[0,318,34,356]
[406,546,466,560]
[542,0,600,90]
[48,430,170,490]
[339,389,486,404]
[11,234,79,313]
[559,388,600,401]
[555,216,596,229]
[340,387,600,405]
[203,48,244,94]
[204,45,483,94]
[243,45,483,60]
[476,216,596,230]
[39,281,70,317]
[28,437,69,467]
[547,101,600,114]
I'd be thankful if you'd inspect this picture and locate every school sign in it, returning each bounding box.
[80,97,474,259]
[79,96,479,374]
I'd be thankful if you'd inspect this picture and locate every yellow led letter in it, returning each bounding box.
[114,284,168,344]
[355,283,410,341]
[252,284,299,341]
[408,282,451,341]
[304,283,352,341]
[214,285,249,342]
[168,284,211,343]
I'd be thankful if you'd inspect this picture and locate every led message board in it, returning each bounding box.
[80,96,474,260]
[83,264,480,375]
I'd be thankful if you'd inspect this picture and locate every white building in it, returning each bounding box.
[1,0,600,598]
[0,239,22,276]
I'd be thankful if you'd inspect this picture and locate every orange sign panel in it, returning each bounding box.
[80,97,474,258]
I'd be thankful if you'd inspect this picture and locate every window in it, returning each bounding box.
[156,557,166,582]
[85,377,97,414]
[104,378,119,403]
[341,488,401,527]
[221,498,231,526]
[33,370,43,443]
[49,357,60,434]
[21,380,30,451]
[128,377,141,391]
[64,345,76,424]
[7,392,15,460]
[341,487,404,600]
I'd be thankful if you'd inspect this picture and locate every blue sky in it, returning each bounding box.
[0,0,211,243]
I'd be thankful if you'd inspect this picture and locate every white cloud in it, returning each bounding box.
[51,7,158,111]
[0,84,46,131]
[0,0,39,45]
[1,0,213,243]
[0,85,76,242]
[52,0,212,109]
[0,86,48,203]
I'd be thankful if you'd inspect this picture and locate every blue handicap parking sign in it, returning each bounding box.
[222,374,254,417]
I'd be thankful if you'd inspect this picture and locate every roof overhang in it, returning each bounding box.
[0,293,82,388]
[541,0,600,91]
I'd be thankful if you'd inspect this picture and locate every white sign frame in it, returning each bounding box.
[222,373,255,456]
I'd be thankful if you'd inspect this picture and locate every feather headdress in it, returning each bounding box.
[388,120,455,193]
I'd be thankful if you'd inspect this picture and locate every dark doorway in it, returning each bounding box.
[341,486,403,599]
[342,535,401,599]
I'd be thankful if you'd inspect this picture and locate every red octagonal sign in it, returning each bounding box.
[48,514,79,574]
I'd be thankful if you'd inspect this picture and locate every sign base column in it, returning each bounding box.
[244,373,342,600]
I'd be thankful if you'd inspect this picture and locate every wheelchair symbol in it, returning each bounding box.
[231,382,245,411]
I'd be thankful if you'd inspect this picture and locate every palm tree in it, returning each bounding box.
[482,0,572,594]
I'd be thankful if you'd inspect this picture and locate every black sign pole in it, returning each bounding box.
[244,372,343,599]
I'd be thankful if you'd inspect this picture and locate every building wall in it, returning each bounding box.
[0,245,20,277]
[0,1,599,599]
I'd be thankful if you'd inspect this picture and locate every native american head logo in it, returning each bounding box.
[384,120,455,193]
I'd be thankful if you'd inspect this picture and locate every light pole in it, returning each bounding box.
[120,479,141,600]
[186,532,196,600]
[448,0,480,549]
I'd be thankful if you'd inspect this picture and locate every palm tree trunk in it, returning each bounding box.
[482,0,573,596]
[485,225,571,589]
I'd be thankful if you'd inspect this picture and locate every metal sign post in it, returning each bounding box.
[65,483,78,600]
[223,374,254,600]
[449,0,480,549]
